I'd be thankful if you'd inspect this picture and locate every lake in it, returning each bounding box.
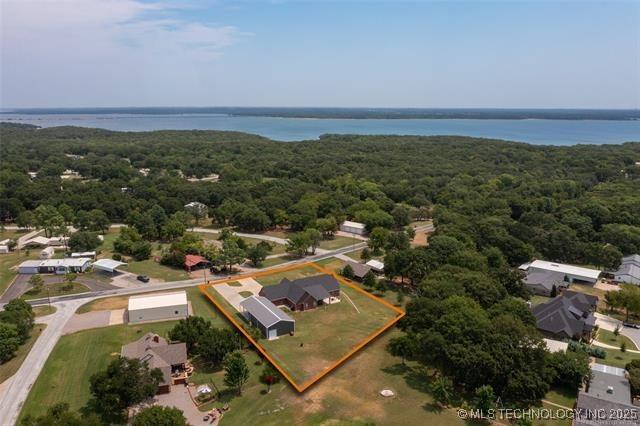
[2,112,639,145]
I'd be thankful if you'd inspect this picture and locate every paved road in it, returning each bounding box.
[0,274,118,304]
[0,241,367,423]
[594,312,640,349]
[0,299,87,426]
[191,227,290,245]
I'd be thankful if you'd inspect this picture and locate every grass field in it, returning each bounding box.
[21,282,90,300]
[33,306,57,317]
[596,329,638,350]
[204,264,401,387]
[196,328,464,426]
[319,236,360,250]
[0,324,46,384]
[18,321,178,420]
[124,259,190,281]
[590,346,640,368]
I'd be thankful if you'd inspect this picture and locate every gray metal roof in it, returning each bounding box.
[240,296,294,328]
[614,254,640,281]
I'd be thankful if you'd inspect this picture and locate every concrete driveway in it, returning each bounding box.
[62,308,125,335]
[595,312,640,349]
[0,274,118,303]
[213,278,262,311]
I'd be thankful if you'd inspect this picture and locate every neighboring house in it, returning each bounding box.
[345,261,373,280]
[240,295,295,340]
[519,260,601,284]
[366,259,384,274]
[532,291,598,341]
[184,254,212,272]
[0,245,9,254]
[121,333,188,394]
[523,269,568,296]
[39,247,55,260]
[23,236,51,248]
[260,274,341,312]
[340,220,366,236]
[613,254,640,285]
[128,291,189,324]
[575,363,638,426]
[18,258,92,274]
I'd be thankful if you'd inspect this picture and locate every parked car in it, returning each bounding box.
[623,322,640,329]
[136,275,150,283]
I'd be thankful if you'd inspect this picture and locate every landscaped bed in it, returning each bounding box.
[201,263,403,390]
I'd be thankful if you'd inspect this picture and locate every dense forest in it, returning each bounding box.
[2,124,640,407]
[1,124,639,267]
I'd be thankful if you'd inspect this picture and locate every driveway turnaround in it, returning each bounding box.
[214,278,262,311]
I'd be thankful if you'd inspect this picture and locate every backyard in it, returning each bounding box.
[202,263,402,388]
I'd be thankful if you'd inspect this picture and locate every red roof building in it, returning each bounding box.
[184,254,211,271]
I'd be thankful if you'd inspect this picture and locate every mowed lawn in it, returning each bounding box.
[205,265,401,386]
[21,282,90,301]
[318,235,360,250]
[19,321,177,420]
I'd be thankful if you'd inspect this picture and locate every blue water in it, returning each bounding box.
[2,112,639,145]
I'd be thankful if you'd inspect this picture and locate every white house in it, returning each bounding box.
[340,220,366,236]
[128,291,189,324]
[519,260,601,284]
[613,254,640,285]
[18,258,92,274]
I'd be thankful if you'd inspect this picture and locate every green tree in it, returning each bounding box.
[15,211,34,230]
[34,205,64,238]
[223,351,250,395]
[246,241,272,267]
[68,231,101,252]
[132,406,187,426]
[21,402,100,426]
[341,264,354,279]
[260,364,281,393]
[360,247,372,263]
[387,335,415,364]
[363,270,377,288]
[87,357,163,422]
[168,316,212,353]
[431,376,454,407]
[28,274,44,293]
[304,228,322,254]
[0,322,20,363]
[286,232,311,258]
[472,385,496,413]
[316,217,338,239]
[368,227,389,255]
[198,328,241,367]
[0,299,35,343]
[57,203,75,225]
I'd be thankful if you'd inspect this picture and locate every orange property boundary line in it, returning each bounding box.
[199,261,405,392]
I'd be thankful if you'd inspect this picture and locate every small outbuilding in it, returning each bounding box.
[184,254,211,271]
[92,258,127,274]
[0,245,10,254]
[40,247,55,260]
[340,220,366,236]
[71,251,96,259]
[128,291,189,324]
[345,261,373,280]
[240,295,295,340]
[366,259,384,273]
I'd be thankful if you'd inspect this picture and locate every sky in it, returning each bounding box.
[1,0,639,109]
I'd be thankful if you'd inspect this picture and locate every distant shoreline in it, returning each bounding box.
[2,107,639,121]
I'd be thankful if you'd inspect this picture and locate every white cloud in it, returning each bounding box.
[0,0,246,106]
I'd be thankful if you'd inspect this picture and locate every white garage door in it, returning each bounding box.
[268,328,277,340]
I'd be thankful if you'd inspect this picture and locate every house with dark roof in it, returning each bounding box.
[240,295,295,340]
[259,274,341,312]
[121,333,188,393]
[575,364,638,426]
[532,291,598,341]
[523,269,569,296]
[345,261,373,280]
[613,254,640,285]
